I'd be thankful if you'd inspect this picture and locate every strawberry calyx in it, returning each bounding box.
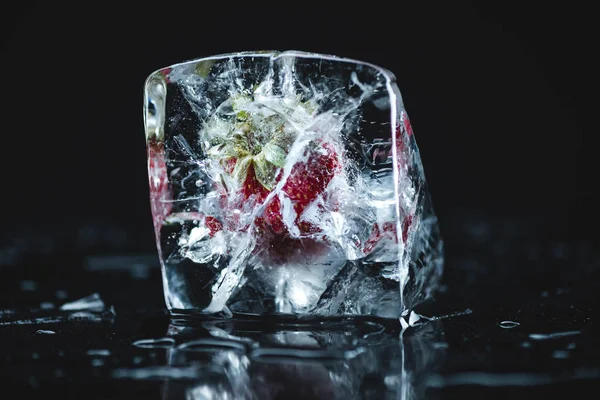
[202,93,315,191]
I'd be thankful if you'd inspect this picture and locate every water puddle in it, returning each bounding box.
[498,321,520,329]
[60,293,105,311]
[36,329,56,335]
[176,338,248,352]
[529,330,581,340]
[116,316,447,400]
[87,349,111,356]
[427,308,473,321]
[0,293,114,326]
[250,346,366,361]
[0,316,66,326]
[132,337,176,349]
[427,368,600,387]
[113,366,199,380]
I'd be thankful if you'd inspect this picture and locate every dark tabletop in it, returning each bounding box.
[0,211,598,399]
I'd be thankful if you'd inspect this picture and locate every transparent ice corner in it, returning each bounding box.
[143,51,443,319]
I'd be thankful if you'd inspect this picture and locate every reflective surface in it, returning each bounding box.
[0,212,598,399]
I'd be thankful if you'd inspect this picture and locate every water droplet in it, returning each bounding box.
[91,358,105,367]
[176,338,247,352]
[566,342,576,350]
[55,290,68,299]
[36,329,56,335]
[20,280,37,292]
[540,291,549,298]
[112,366,199,380]
[54,368,65,378]
[39,302,55,310]
[132,337,175,348]
[87,349,110,356]
[132,356,144,365]
[60,293,105,311]
[498,321,520,329]
[529,331,581,340]
[552,350,570,359]
[426,369,600,388]
[68,311,100,321]
[32,353,40,359]
[521,341,532,348]
[430,308,473,321]
[433,342,449,349]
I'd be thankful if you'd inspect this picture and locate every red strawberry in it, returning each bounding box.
[252,140,340,236]
[220,162,272,232]
[395,111,414,171]
[218,140,340,238]
[277,141,340,228]
[159,67,172,83]
[203,98,342,263]
[401,110,413,137]
[204,216,223,237]
[363,215,414,255]
[147,138,172,235]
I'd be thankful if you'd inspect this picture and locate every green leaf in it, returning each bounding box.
[261,142,287,168]
[270,128,297,153]
[195,60,215,78]
[236,110,250,121]
[232,156,252,184]
[253,153,278,190]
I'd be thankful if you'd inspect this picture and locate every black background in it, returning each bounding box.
[0,3,598,398]
[0,1,596,247]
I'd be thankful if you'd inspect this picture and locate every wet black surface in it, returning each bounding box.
[0,212,598,399]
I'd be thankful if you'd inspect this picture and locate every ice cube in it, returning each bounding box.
[144,51,443,318]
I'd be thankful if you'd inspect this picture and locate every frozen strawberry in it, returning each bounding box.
[363,215,414,255]
[147,138,172,235]
[159,67,172,83]
[208,113,340,237]
[204,216,223,237]
[261,140,341,235]
[402,111,413,137]
[394,111,414,171]
[220,143,340,238]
